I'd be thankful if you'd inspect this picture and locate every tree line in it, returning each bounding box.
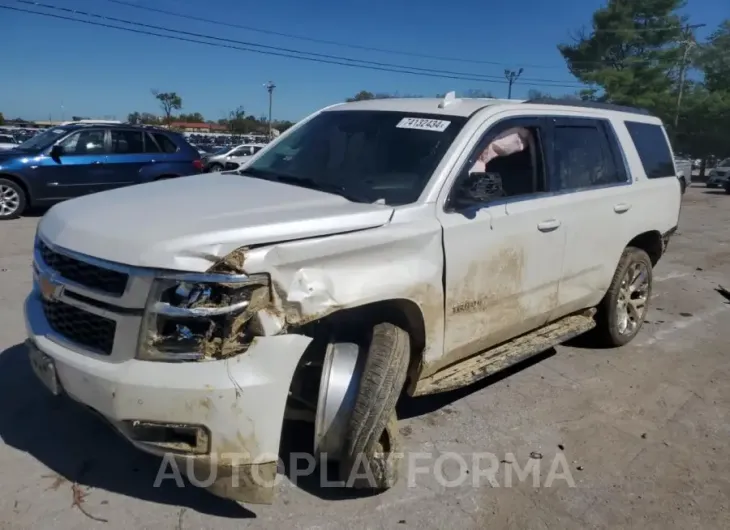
[126,90,295,135]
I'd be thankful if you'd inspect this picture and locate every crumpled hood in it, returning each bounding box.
[39,174,394,271]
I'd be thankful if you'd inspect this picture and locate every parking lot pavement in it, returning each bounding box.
[1,184,730,529]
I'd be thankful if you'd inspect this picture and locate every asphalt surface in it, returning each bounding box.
[1,184,730,529]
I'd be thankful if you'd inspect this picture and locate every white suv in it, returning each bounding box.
[25,94,681,504]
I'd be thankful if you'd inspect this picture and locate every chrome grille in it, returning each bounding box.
[38,240,128,296]
[41,298,116,355]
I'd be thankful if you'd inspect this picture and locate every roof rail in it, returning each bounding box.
[524,98,651,116]
[59,119,123,125]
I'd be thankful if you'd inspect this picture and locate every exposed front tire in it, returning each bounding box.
[594,247,653,347]
[208,163,223,173]
[338,322,409,489]
[679,177,687,194]
[0,178,27,220]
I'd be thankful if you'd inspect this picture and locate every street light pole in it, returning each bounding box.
[674,23,706,129]
[265,81,276,140]
[504,68,524,99]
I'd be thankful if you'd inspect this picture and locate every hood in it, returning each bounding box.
[39,174,394,271]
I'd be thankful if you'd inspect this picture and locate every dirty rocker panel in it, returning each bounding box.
[413,309,596,396]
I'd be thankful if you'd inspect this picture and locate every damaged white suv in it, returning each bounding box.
[25,94,681,504]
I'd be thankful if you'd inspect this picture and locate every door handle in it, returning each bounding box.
[537,219,561,232]
[614,203,631,213]
[91,160,104,165]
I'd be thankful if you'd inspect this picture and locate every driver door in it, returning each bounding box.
[36,128,110,199]
[437,116,567,363]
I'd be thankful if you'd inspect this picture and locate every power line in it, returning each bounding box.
[7,2,586,89]
[105,0,566,70]
[106,0,702,69]
[16,1,584,87]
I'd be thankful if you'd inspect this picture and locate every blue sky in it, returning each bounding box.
[1,0,725,122]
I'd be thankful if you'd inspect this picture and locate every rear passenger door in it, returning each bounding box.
[103,129,150,191]
[544,117,637,318]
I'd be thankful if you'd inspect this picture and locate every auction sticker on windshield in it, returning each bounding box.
[396,117,451,132]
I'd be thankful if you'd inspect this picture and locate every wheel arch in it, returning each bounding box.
[626,230,663,266]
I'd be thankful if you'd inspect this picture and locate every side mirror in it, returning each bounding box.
[50,144,64,160]
[454,171,505,206]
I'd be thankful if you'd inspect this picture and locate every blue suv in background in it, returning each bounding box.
[0,123,203,219]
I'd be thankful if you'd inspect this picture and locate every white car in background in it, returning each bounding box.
[203,143,266,172]
[706,158,730,188]
[222,144,267,171]
[0,133,19,151]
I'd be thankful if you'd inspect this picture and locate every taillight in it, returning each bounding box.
[192,159,203,171]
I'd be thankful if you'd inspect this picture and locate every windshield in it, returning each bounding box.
[15,128,69,151]
[213,146,231,155]
[244,110,467,205]
[718,158,730,167]
[0,135,16,143]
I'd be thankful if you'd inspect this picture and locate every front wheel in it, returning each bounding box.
[207,163,223,173]
[594,247,653,347]
[337,322,410,489]
[0,178,27,220]
[679,177,687,194]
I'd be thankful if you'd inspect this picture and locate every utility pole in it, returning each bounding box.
[504,68,524,99]
[264,81,276,140]
[674,23,706,129]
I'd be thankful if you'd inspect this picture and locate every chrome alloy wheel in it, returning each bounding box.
[616,261,650,335]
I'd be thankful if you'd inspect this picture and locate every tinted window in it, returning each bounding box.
[553,122,622,189]
[58,130,105,155]
[625,121,674,178]
[247,111,467,205]
[145,132,161,153]
[252,146,263,154]
[153,133,179,153]
[110,130,145,154]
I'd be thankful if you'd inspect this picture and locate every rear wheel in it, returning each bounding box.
[0,178,26,220]
[594,247,653,347]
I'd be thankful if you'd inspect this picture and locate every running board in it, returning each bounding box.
[412,310,596,396]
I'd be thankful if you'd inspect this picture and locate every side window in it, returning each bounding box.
[552,120,623,190]
[449,119,546,209]
[624,121,675,178]
[110,130,145,154]
[144,132,161,153]
[252,146,263,154]
[153,133,179,154]
[57,130,105,155]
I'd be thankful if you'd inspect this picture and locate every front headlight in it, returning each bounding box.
[137,271,269,361]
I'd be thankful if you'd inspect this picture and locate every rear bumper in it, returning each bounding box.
[24,292,312,503]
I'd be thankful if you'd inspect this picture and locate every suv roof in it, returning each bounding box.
[57,122,174,134]
[327,95,656,121]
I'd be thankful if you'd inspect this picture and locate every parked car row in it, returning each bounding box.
[0,122,203,219]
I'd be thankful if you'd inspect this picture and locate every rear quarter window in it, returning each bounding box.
[153,133,180,154]
[624,121,675,179]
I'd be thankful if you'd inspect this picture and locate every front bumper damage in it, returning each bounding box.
[24,292,312,504]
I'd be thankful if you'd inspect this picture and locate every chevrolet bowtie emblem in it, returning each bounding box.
[38,271,64,301]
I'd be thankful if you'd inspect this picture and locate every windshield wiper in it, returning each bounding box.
[240,168,369,203]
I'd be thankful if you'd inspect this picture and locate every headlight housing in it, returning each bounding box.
[137,271,269,361]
